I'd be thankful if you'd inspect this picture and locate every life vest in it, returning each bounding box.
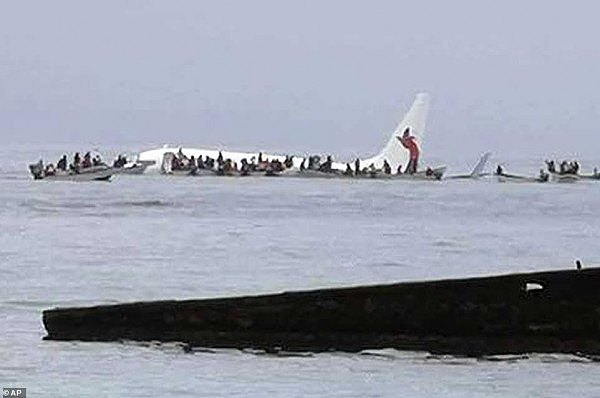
[399,136,420,160]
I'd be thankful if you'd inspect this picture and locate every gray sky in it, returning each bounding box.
[1,1,599,161]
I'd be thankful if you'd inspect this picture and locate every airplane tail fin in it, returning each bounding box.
[361,93,430,172]
[470,152,491,177]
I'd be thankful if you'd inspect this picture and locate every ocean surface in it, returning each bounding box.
[2,145,600,397]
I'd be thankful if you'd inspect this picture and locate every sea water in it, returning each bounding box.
[2,145,600,397]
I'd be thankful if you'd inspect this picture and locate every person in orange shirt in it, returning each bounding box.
[397,127,420,174]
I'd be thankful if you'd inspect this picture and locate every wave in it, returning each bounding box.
[21,199,174,213]
[110,200,174,208]
[52,341,600,363]
[2,298,123,309]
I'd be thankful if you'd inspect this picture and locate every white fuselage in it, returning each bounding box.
[138,147,353,174]
[137,93,431,175]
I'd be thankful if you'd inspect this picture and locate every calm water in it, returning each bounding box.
[2,146,600,397]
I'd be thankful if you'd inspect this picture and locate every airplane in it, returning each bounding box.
[136,93,444,178]
[446,152,492,179]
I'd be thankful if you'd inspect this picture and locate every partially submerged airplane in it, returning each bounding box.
[137,93,445,179]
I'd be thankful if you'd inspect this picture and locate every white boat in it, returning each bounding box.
[137,93,445,179]
[386,166,446,180]
[550,173,579,183]
[28,162,114,181]
[496,173,548,183]
[113,161,151,175]
[579,173,600,181]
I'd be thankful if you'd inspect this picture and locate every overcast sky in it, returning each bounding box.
[1,1,599,161]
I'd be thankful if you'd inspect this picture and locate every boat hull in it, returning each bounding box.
[29,165,114,181]
[114,163,148,175]
[497,174,546,183]
[580,174,600,181]
[42,267,600,356]
[550,173,579,183]
[270,166,445,180]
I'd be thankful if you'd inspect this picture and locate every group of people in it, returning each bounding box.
[42,152,105,176]
[167,140,425,178]
[545,160,581,175]
[169,149,295,176]
[167,145,426,178]
[112,155,131,168]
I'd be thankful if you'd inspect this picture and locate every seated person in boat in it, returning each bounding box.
[189,156,198,171]
[283,155,293,169]
[272,159,284,172]
[343,163,353,176]
[240,158,251,176]
[265,159,283,175]
[81,152,92,168]
[559,160,569,174]
[396,164,403,174]
[571,161,580,174]
[223,159,235,175]
[92,155,103,167]
[308,155,320,171]
[368,163,378,177]
[204,156,215,170]
[300,158,307,171]
[113,155,127,168]
[57,155,68,171]
[70,152,81,173]
[545,160,556,173]
[539,169,549,182]
[257,155,271,172]
[495,165,504,175]
[383,159,392,174]
[171,155,184,171]
[30,160,44,179]
[594,167,599,177]
[45,163,56,176]
[319,155,334,173]
[196,155,204,169]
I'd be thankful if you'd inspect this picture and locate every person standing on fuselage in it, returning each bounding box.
[397,127,420,174]
[354,158,361,176]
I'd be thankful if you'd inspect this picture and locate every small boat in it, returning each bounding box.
[496,173,547,183]
[277,166,445,180]
[112,154,154,175]
[385,166,446,181]
[114,161,150,175]
[579,173,600,181]
[28,162,114,181]
[550,173,579,183]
